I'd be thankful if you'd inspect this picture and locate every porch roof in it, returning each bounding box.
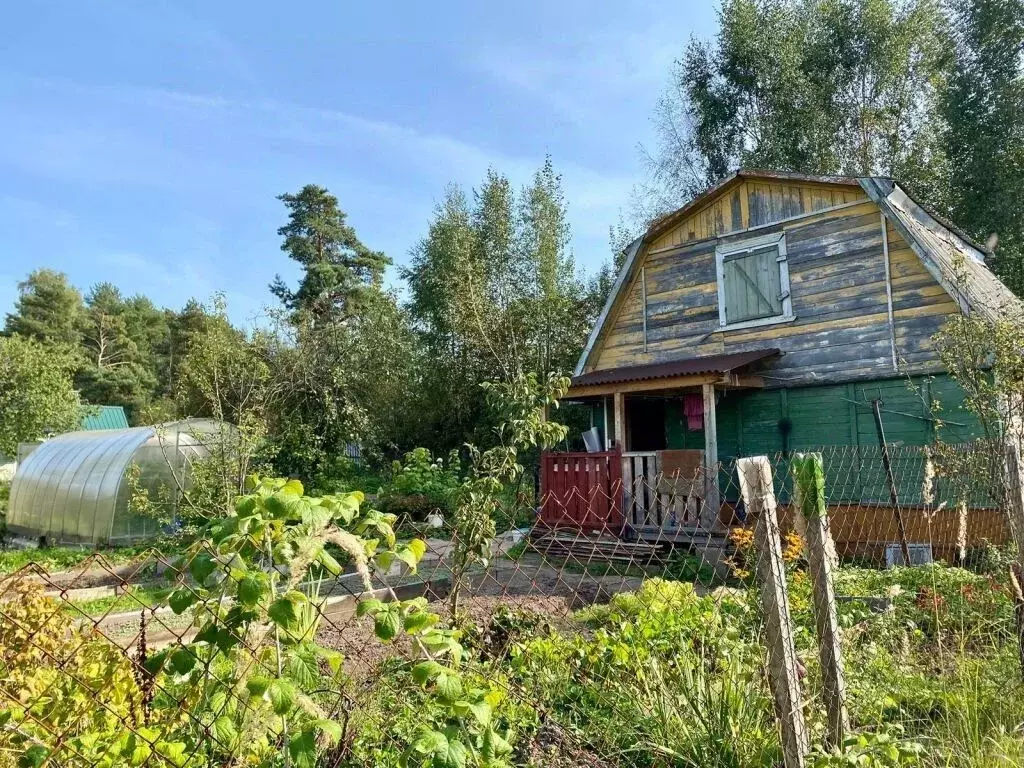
[569,348,779,393]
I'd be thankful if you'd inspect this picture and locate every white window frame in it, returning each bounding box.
[714,231,794,331]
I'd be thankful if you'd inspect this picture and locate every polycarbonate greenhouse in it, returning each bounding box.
[7,419,226,545]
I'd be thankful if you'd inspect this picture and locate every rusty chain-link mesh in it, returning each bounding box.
[2,441,1022,767]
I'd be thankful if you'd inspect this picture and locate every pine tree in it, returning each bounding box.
[3,268,83,346]
[270,185,390,322]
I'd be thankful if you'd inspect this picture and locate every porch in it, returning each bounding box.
[540,350,779,542]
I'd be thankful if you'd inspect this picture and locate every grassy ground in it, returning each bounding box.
[0,537,189,576]
[65,584,174,616]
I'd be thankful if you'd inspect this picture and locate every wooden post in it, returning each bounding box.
[702,382,720,530]
[1002,441,1024,677]
[737,456,809,768]
[614,391,629,521]
[603,396,610,450]
[871,399,912,566]
[792,453,848,749]
[613,391,625,451]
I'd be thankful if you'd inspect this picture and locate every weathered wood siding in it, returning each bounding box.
[589,196,961,385]
[649,179,868,252]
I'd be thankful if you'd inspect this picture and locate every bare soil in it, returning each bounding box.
[315,556,644,677]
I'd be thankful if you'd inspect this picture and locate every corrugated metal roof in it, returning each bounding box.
[570,348,780,388]
[81,405,130,431]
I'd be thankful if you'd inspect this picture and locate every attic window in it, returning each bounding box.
[715,232,794,330]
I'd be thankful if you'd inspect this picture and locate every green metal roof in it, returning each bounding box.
[81,405,130,431]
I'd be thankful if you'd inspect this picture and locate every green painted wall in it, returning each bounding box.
[713,374,981,459]
[663,374,982,503]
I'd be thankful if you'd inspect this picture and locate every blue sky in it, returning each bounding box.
[0,1,716,326]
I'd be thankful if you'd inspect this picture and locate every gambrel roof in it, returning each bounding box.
[576,170,1024,375]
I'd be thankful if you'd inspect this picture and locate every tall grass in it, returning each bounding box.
[618,651,780,768]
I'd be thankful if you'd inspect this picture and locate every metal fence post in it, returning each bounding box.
[1002,441,1024,677]
[792,453,849,749]
[737,456,809,768]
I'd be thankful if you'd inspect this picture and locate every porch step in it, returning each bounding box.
[527,529,668,566]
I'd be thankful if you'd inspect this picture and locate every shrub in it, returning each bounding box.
[378,448,461,523]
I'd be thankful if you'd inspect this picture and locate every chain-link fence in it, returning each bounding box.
[2,442,1023,767]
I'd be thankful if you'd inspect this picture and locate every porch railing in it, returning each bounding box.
[623,451,705,533]
[539,450,624,532]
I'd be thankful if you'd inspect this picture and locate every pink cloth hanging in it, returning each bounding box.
[683,394,703,431]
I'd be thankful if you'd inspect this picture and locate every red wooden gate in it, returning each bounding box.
[539,449,624,533]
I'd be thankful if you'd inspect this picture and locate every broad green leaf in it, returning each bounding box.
[313,719,343,744]
[237,574,268,607]
[288,729,317,768]
[395,548,419,573]
[234,495,258,517]
[356,598,385,617]
[264,492,299,518]
[334,495,360,524]
[468,700,492,726]
[410,728,448,756]
[21,745,48,767]
[411,660,444,685]
[212,716,237,745]
[402,610,437,635]
[407,538,427,561]
[168,588,197,615]
[312,644,345,675]
[302,502,332,528]
[436,671,463,702]
[169,648,196,675]
[188,553,217,586]
[315,548,342,576]
[443,738,469,768]
[155,741,188,767]
[482,727,512,759]
[267,678,296,715]
[282,478,304,497]
[245,676,271,697]
[142,649,169,675]
[268,596,299,628]
[374,609,402,642]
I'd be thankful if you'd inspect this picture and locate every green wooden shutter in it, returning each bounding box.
[723,245,783,323]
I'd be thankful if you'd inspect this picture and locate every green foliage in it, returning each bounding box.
[506,578,777,767]
[0,334,82,456]
[402,160,604,453]
[809,727,925,767]
[379,448,461,522]
[641,0,950,214]
[447,372,570,613]
[3,268,83,346]
[0,474,510,767]
[0,478,8,544]
[0,581,186,767]
[270,183,390,323]
[944,0,1024,295]
[0,540,183,576]
[935,312,1024,446]
[76,284,169,422]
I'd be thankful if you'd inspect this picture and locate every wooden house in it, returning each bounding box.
[541,170,1023,557]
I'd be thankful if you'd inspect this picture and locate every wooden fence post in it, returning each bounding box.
[736,456,809,768]
[1002,441,1024,677]
[792,453,849,749]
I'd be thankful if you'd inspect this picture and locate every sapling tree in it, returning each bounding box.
[447,372,570,615]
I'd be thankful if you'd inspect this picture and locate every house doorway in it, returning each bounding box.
[626,397,666,451]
